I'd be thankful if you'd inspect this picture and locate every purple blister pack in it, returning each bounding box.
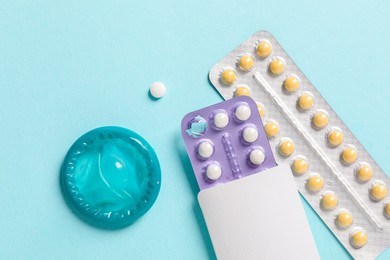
[181,96,277,190]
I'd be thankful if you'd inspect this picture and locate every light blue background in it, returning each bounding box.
[1,1,389,259]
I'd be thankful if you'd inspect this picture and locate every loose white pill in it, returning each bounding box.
[206,163,222,181]
[198,141,214,159]
[235,104,251,121]
[242,127,258,143]
[249,149,265,165]
[213,111,229,128]
[149,82,166,99]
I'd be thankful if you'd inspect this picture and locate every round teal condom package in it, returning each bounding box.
[61,126,161,229]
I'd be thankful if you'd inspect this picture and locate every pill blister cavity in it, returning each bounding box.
[186,116,208,138]
[292,156,309,175]
[350,230,368,249]
[242,126,259,144]
[198,140,214,159]
[355,163,373,183]
[256,40,272,58]
[283,76,300,93]
[235,85,251,97]
[249,148,266,166]
[312,110,329,129]
[278,138,295,157]
[264,120,279,138]
[220,68,237,85]
[235,103,251,122]
[370,182,387,202]
[256,102,265,118]
[269,58,285,75]
[327,128,344,147]
[307,175,324,192]
[336,211,353,229]
[384,203,390,219]
[205,163,222,181]
[238,54,255,71]
[213,110,229,129]
[341,146,358,165]
[298,93,314,111]
[321,192,338,210]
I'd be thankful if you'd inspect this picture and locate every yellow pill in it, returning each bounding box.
[307,175,324,192]
[321,193,338,210]
[278,139,295,157]
[312,111,329,129]
[370,183,387,201]
[351,231,368,248]
[298,94,314,111]
[337,211,353,228]
[283,76,300,93]
[256,102,265,118]
[238,55,255,71]
[328,129,344,147]
[356,164,373,182]
[235,86,251,97]
[384,203,390,218]
[269,59,285,75]
[341,147,358,165]
[292,158,309,175]
[256,41,272,58]
[220,69,237,85]
[264,121,279,138]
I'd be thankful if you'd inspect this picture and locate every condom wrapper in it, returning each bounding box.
[61,126,161,229]
[181,97,319,259]
[209,30,390,259]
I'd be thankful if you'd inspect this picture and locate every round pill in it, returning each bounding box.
[321,193,338,210]
[235,104,251,121]
[341,147,358,165]
[249,149,266,166]
[206,163,222,181]
[292,157,309,175]
[384,203,390,218]
[150,82,166,99]
[198,141,214,159]
[221,69,237,85]
[307,175,324,192]
[256,102,265,118]
[235,85,251,97]
[238,55,255,71]
[213,111,229,129]
[312,111,329,129]
[356,164,373,182]
[269,59,285,75]
[298,94,314,111]
[351,230,368,248]
[328,129,344,147]
[337,211,353,228]
[242,127,259,143]
[370,183,387,201]
[283,76,299,93]
[278,139,295,157]
[256,41,272,58]
[264,121,279,138]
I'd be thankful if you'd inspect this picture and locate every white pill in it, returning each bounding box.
[198,141,214,159]
[235,104,251,121]
[242,127,258,143]
[213,112,229,128]
[249,149,266,165]
[150,82,166,99]
[206,163,222,181]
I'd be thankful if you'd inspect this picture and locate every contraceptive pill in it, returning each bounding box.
[283,76,300,93]
[370,183,387,202]
[312,110,329,129]
[337,211,353,229]
[341,146,358,165]
[181,96,276,190]
[269,58,285,75]
[351,230,368,248]
[238,54,255,71]
[292,157,309,175]
[235,85,251,97]
[278,138,295,157]
[327,128,344,147]
[321,193,338,210]
[221,69,237,85]
[264,121,279,138]
[307,175,324,192]
[256,102,265,118]
[150,82,166,99]
[298,93,314,111]
[256,40,272,58]
[356,163,373,183]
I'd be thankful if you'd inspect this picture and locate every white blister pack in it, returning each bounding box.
[209,30,390,259]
